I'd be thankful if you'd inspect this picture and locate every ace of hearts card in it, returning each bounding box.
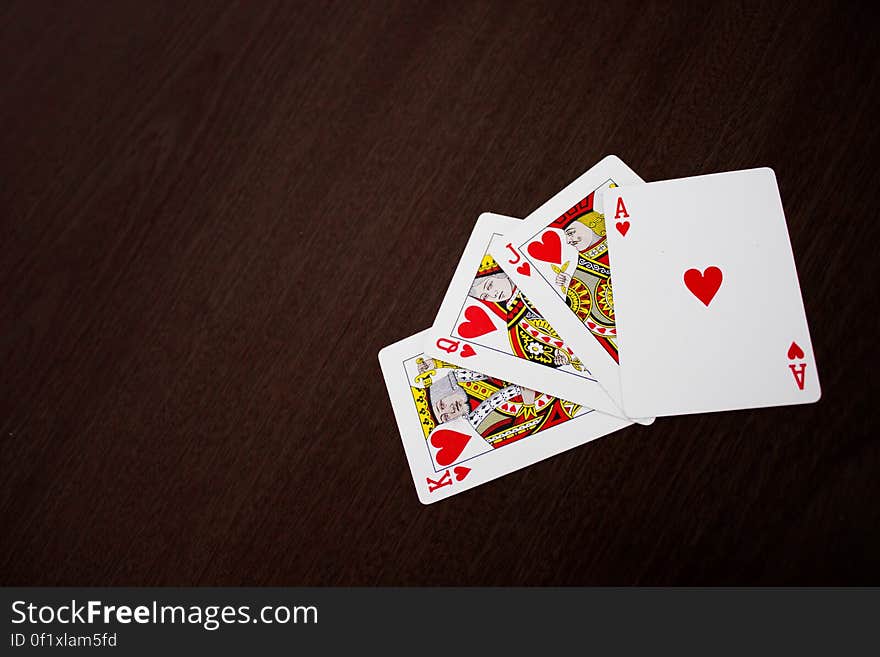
[425,212,627,420]
[379,330,631,503]
[603,167,821,416]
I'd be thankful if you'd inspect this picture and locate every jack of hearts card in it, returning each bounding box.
[489,155,649,418]
[426,213,627,419]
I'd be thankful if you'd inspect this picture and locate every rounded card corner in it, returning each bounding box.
[758,166,778,183]
[601,154,623,167]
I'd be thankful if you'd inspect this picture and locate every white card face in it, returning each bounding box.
[605,167,821,416]
[489,155,648,418]
[425,212,626,419]
[379,330,632,503]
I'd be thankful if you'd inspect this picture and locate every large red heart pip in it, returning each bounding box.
[431,429,471,467]
[526,231,562,264]
[457,305,496,339]
[683,266,723,306]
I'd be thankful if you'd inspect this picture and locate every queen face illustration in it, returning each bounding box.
[468,272,515,302]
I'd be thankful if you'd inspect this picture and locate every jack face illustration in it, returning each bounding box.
[546,202,618,362]
[562,216,605,250]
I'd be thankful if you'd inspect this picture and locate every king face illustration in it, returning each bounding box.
[410,356,581,448]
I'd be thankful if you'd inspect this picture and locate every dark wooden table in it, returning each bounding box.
[2,1,878,586]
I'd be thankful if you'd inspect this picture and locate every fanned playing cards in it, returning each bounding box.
[380,157,820,503]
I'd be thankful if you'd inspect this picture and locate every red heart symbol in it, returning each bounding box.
[457,305,496,339]
[516,261,531,276]
[616,221,630,237]
[787,341,804,360]
[431,429,471,467]
[683,266,723,306]
[453,466,471,481]
[526,231,562,264]
[460,344,476,358]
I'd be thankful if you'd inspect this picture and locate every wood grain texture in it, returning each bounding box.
[1,1,878,585]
